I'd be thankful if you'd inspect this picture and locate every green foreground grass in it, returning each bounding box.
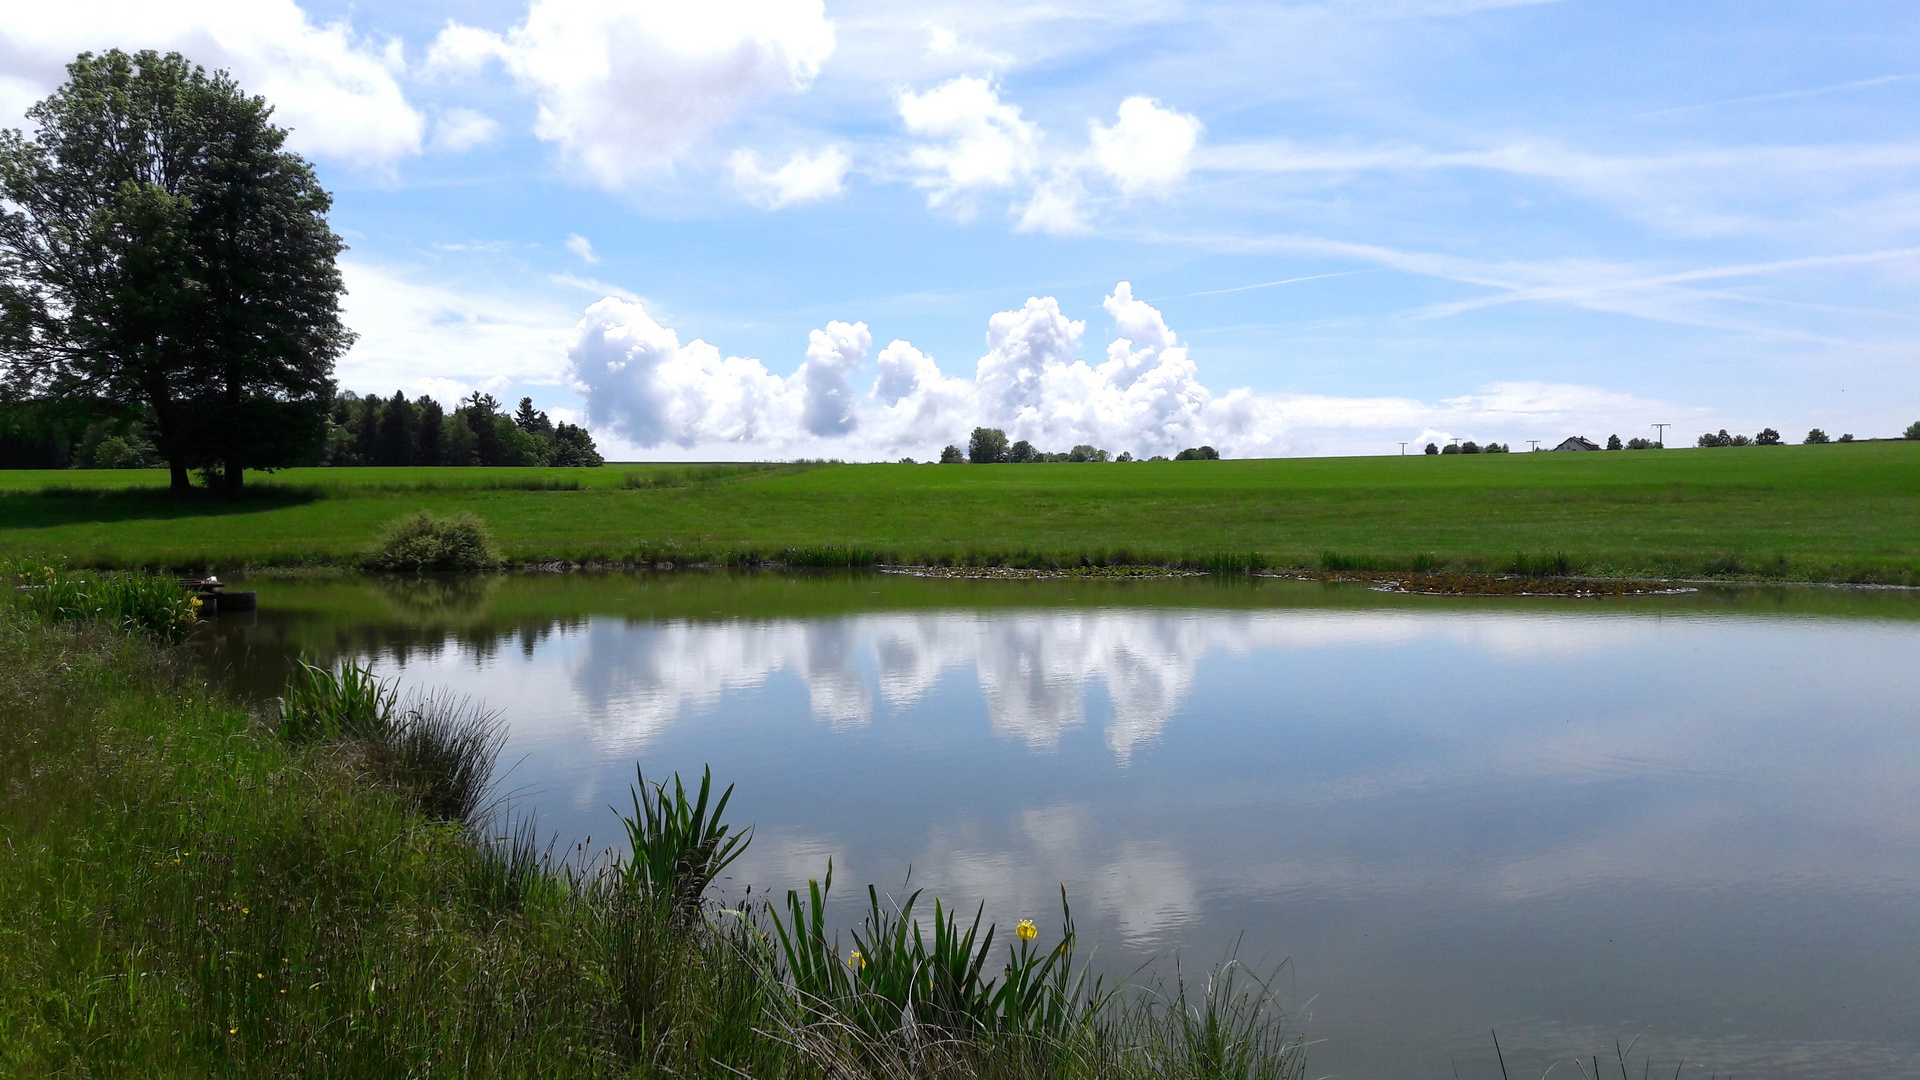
[3,442,1918,581]
[0,599,1310,1078]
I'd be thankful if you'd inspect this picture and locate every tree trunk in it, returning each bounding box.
[222,460,243,492]
[169,460,191,492]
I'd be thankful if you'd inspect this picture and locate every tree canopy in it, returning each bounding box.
[0,50,350,490]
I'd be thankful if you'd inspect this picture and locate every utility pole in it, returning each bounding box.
[1653,423,1669,448]
[1527,439,1540,452]
[1399,442,1408,456]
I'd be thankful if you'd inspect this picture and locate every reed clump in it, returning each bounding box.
[277,658,504,826]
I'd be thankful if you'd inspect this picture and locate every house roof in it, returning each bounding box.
[1553,436,1601,451]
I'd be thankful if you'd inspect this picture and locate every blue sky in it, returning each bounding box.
[5,1,1919,459]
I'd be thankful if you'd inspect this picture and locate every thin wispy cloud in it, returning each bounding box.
[1637,74,1920,119]
[1155,270,1372,301]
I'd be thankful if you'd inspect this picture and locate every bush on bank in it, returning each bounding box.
[363,510,504,572]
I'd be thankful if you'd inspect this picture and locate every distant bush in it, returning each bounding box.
[1730,433,1752,446]
[1754,427,1782,445]
[1174,445,1219,460]
[1460,441,1482,454]
[1625,437,1662,449]
[1424,442,1438,455]
[1805,428,1830,445]
[939,444,964,463]
[364,510,503,572]
[1607,434,1623,450]
[1907,421,1920,440]
[1440,443,1461,455]
[1838,433,1854,443]
[1697,429,1734,447]
[1115,450,1134,462]
[967,427,1009,463]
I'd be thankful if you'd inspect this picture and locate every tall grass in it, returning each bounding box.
[276,658,504,827]
[387,691,507,825]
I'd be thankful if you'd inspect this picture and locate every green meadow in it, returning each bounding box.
[2,442,1917,581]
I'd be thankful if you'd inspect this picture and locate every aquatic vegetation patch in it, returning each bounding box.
[1274,569,1696,597]
[4,559,200,641]
[881,563,1207,580]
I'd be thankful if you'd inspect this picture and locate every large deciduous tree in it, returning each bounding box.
[0,50,350,491]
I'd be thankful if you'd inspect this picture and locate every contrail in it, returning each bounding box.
[1638,73,1920,119]
[1158,270,1371,301]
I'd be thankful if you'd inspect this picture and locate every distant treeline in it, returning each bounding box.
[927,426,1221,464]
[0,392,602,470]
[1696,425,1920,447]
[321,391,601,468]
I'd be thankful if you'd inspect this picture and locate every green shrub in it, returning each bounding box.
[364,509,502,571]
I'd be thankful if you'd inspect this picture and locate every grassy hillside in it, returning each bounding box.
[2,443,1917,581]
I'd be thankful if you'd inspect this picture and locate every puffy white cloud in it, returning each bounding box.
[1090,96,1202,196]
[898,76,1041,213]
[431,0,836,187]
[0,1,424,167]
[562,281,1689,460]
[419,21,508,78]
[729,146,851,209]
[893,79,1204,228]
[430,107,499,152]
[796,320,871,436]
[567,296,795,447]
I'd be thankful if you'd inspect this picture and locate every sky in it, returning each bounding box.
[4,0,1919,461]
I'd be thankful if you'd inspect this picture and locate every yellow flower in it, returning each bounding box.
[847,950,865,970]
[1015,919,1038,942]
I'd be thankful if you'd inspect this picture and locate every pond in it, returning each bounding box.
[192,571,1920,1079]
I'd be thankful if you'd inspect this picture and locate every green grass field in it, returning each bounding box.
[2,443,1917,581]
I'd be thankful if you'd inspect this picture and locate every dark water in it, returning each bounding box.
[193,572,1920,1079]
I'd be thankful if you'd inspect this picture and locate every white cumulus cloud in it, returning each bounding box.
[729,146,851,209]
[567,297,798,447]
[1091,96,1202,196]
[796,321,871,436]
[898,76,1041,214]
[563,282,1688,461]
[430,0,836,187]
[0,1,424,168]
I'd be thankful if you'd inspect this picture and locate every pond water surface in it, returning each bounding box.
[194,572,1920,1079]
